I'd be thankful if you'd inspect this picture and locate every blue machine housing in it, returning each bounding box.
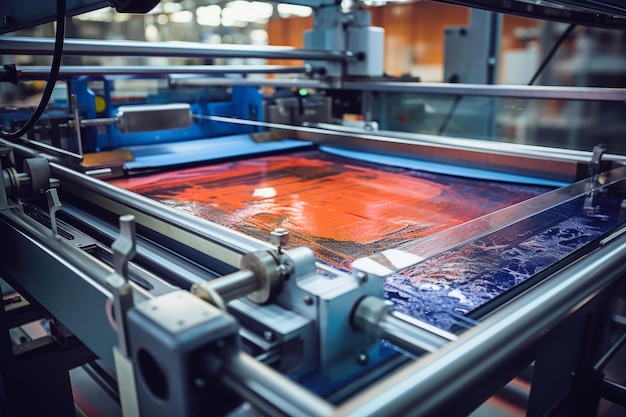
[70,75,263,153]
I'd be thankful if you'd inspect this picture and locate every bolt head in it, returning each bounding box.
[303,295,314,306]
[263,330,274,342]
[270,228,290,247]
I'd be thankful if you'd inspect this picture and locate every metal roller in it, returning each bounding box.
[77,103,193,134]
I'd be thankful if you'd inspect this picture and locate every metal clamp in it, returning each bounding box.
[45,188,62,236]
[584,144,608,214]
[106,214,136,353]
[589,144,607,177]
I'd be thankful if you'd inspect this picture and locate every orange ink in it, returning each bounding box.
[112,151,544,270]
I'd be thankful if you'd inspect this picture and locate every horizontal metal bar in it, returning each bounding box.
[352,296,456,355]
[218,351,334,417]
[201,115,596,182]
[16,65,307,79]
[50,162,274,268]
[334,226,626,417]
[0,37,350,61]
[173,77,334,89]
[193,269,258,306]
[343,81,626,102]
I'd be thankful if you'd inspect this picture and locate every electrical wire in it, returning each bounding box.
[0,0,67,140]
[528,23,577,86]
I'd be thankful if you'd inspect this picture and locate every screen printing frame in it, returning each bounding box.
[4,130,626,416]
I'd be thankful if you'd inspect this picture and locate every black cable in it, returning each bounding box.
[0,0,66,140]
[528,23,576,86]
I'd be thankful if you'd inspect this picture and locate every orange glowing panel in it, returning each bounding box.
[112,151,545,270]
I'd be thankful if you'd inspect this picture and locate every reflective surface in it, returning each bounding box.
[112,150,626,329]
[113,150,545,270]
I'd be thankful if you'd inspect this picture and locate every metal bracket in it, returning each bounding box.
[106,215,140,417]
[589,144,607,177]
[70,94,84,156]
[106,214,136,353]
[45,188,62,236]
[584,144,608,215]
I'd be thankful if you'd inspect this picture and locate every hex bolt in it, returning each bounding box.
[356,271,368,283]
[263,330,275,342]
[276,263,294,279]
[303,295,314,306]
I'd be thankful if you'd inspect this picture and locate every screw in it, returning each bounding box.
[276,263,294,279]
[356,352,369,365]
[263,330,274,342]
[270,228,290,248]
[193,377,206,388]
[356,271,368,283]
[303,295,314,306]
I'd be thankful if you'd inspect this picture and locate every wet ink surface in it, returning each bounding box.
[112,151,625,329]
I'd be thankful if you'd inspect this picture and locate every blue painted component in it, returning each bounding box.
[320,145,570,187]
[69,75,264,153]
[124,135,312,170]
[70,77,99,153]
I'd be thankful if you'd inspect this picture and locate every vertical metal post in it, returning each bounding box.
[71,94,83,155]
[106,214,140,417]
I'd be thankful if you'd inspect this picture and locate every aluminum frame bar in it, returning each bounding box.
[14,65,307,80]
[0,37,351,61]
[50,162,274,268]
[218,351,334,417]
[344,81,626,102]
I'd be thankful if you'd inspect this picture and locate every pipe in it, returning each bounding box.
[0,37,350,62]
[14,65,308,79]
[343,81,626,102]
[217,351,334,417]
[352,296,456,355]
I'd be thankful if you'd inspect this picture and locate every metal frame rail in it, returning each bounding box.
[3,194,626,417]
[0,36,351,61]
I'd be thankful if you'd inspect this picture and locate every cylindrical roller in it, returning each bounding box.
[115,103,192,133]
[191,251,282,307]
[352,296,456,355]
[243,251,282,305]
[23,157,51,196]
[216,352,334,417]
[192,269,258,309]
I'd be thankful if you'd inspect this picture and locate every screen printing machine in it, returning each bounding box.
[2,0,626,416]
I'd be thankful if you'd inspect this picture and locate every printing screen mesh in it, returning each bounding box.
[112,150,546,271]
